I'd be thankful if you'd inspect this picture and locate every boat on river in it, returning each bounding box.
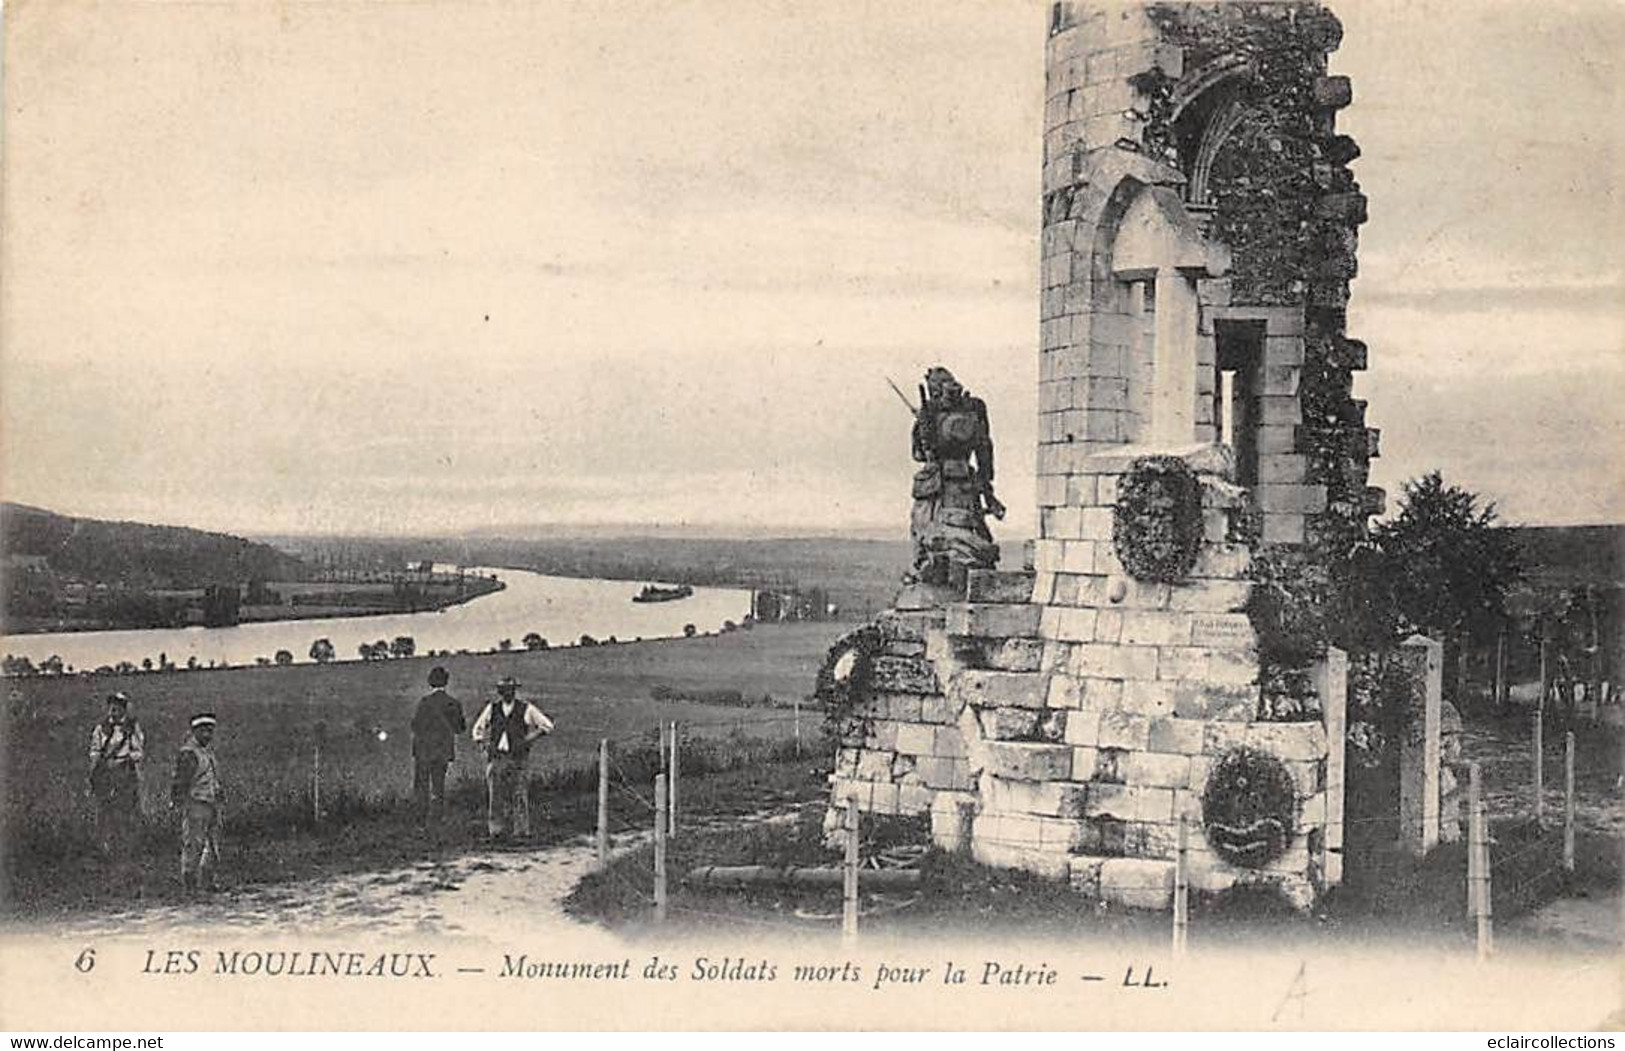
[631,583,694,604]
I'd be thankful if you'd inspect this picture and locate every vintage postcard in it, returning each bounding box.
[1,0,1619,1033]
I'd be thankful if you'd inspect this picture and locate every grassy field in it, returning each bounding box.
[1,622,844,912]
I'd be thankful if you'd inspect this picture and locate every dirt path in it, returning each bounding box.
[32,807,803,942]
[40,830,644,943]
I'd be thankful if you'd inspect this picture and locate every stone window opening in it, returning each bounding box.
[1111,186,1211,449]
[1215,319,1265,486]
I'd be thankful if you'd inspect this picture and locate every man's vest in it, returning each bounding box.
[92,718,142,765]
[487,700,533,761]
[176,739,221,803]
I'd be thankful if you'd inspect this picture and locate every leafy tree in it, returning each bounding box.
[3,655,37,677]
[142,658,153,672]
[274,649,294,666]
[497,638,513,652]
[1346,471,1525,709]
[683,623,697,638]
[390,635,416,659]
[40,655,63,676]
[309,638,336,664]
[522,632,548,651]
[1373,471,1522,640]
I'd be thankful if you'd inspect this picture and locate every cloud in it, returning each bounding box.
[1351,300,1624,378]
[2,2,1621,536]
[1364,366,1625,526]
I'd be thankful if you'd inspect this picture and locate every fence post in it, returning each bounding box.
[1479,799,1494,959]
[1538,635,1549,716]
[1563,731,1576,873]
[596,739,609,870]
[1467,762,1482,921]
[1456,630,1470,708]
[793,695,802,758]
[654,773,668,923]
[1532,712,1545,826]
[668,721,679,838]
[843,798,860,943]
[1494,628,1507,709]
[1173,814,1189,957]
[312,739,322,826]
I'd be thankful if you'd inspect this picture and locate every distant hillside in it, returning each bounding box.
[1505,524,1624,589]
[2,503,307,588]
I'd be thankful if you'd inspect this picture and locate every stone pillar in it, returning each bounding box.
[1397,635,1443,856]
[1313,646,1348,884]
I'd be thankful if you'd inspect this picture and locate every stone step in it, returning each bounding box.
[983,740,1073,782]
[953,636,1044,672]
[875,608,946,642]
[868,654,941,696]
[945,602,1041,640]
[892,581,963,612]
[947,669,1047,710]
[977,705,1068,743]
[1068,856,1175,910]
[965,569,1038,604]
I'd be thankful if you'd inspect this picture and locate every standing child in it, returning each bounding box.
[171,713,222,894]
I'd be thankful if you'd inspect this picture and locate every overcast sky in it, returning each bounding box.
[3,0,1620,539]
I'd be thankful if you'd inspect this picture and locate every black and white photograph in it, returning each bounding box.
[0,0,1619,1033]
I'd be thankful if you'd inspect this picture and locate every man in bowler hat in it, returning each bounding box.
[411,665,465,823]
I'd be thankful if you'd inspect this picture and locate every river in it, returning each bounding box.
[0,568,753,671]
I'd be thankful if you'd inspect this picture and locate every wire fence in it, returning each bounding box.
[558,710,833,925]
[589,713,1588,955]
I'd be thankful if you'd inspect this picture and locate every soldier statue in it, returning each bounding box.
[902,367,1005,590]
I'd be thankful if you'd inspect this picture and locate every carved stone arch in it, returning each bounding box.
[1086,175,1157,312]
[1190,97,1247,206]
[1167,54,1255,127]
[1168,56,1256,209]
[1086,174,1226,314]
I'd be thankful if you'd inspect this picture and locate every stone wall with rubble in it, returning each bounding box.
[827,1,1375,910]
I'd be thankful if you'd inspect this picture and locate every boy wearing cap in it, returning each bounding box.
[87,691,145,865]
[411,665,465,823]
[470,677,554,841]
[171,713,222,893]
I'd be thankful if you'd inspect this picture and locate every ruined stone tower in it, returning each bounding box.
[824,1,1378,908]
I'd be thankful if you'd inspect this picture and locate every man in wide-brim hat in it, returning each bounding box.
[470,676,554,841]
[171,712,223,893]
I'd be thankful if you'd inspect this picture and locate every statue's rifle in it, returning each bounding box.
[885,377,919,417]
